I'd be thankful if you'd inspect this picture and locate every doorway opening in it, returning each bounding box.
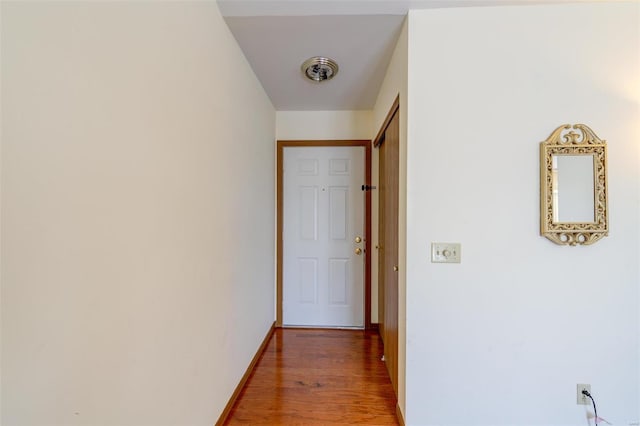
[276,140,372,329]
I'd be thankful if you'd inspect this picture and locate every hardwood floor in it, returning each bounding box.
[224,328,398,425]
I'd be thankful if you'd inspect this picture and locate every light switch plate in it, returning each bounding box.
[431,243,461,263]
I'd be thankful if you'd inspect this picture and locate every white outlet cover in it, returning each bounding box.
[431,243,461,263]
[577,384,591,405]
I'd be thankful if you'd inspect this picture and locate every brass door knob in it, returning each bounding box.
[393,265,399,272]
[355,248,363,255]
[355,236,362,243]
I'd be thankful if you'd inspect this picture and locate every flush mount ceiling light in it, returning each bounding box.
[301,56,339,82]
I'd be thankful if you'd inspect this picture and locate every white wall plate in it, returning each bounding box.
[431,243,461,263]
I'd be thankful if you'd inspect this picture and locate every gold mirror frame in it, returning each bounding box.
[540,124,608,246]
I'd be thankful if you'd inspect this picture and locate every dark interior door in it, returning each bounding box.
[378,108,399,396]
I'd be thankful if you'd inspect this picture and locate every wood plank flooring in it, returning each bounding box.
[224,328,398,425]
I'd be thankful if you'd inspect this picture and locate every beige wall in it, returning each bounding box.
[405,3,639,424]
[1,2,275,425]
[276,110,372,141]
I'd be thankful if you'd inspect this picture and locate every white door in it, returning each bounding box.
[283,146,365,327]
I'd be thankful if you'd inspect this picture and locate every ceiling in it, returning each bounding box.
[218,0,595,111]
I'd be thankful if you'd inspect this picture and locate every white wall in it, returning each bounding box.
[372,18,408,419]
[1,2,275,425]
[276,110,372,140]
[405,3,639,425]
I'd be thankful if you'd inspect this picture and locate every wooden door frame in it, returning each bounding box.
[277,140,373,329]
[374,96,400,400]
[373,95,400,331]
[373,96,399,148]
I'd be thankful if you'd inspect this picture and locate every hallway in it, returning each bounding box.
[224,329,398,425]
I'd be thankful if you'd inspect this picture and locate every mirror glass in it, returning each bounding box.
[552,155,595,223]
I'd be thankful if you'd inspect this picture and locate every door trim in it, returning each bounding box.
[374,95,399,148]
[277,140,372,329]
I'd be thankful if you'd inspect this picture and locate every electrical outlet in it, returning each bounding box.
[577,384,591,405]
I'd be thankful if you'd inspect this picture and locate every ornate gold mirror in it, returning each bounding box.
[540,124,608,246]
